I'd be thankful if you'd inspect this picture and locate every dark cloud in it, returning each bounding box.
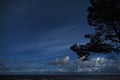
[1,0,88,27]
[0,0,94,71]
[0,59,10,72]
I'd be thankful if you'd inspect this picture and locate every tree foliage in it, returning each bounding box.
[70,0,120,61]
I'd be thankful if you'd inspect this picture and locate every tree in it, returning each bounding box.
[88,0,120,42]
[70,0,120,61]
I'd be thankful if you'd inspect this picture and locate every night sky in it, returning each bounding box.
[0,0,94,66]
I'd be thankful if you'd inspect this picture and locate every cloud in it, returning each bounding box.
[0,59,4,67]
[1,24,89,54]
[0,59,10,71]
[48,56,70,65]
[0,24,89,64]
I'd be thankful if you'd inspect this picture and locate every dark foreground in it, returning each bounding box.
[0,75,120,80]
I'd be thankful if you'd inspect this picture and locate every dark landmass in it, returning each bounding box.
[0,75,120,80]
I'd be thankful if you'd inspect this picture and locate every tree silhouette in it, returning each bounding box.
[70,0,120,61]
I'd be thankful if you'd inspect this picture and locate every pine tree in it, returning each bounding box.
[70,0,120,61]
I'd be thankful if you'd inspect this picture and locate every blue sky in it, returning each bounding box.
[0,0,94,66]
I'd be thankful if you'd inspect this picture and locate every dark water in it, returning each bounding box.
[0,75,120,80]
